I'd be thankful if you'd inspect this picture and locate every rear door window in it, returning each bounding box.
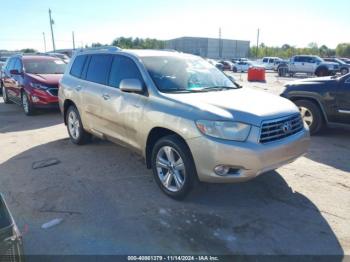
[86,54,113,85]
[108,55,143,88]
[70,55,87,78]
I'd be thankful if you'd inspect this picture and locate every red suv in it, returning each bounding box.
[1,55,67,115]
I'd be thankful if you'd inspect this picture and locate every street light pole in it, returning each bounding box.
[72,31,76,50]
[43,32,47,52]
[256,28,260,59]
[49,9,56,51]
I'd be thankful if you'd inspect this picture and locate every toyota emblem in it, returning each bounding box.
[282,121,293,134]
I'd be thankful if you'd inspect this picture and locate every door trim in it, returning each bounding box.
[338,109,350,114]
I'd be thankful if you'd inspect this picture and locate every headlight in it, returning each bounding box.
[30,83,49,90]
[196,120,251,141]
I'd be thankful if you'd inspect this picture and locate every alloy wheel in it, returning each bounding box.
[22,94,29,114]
[68,110,80,140]
[299,106,313,126]
[156,146,186,192]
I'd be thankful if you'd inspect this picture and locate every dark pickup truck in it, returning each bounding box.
[281,74,350,134]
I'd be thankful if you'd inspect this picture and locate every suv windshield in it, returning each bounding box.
[141,55,237,93]
[24,59,67,74]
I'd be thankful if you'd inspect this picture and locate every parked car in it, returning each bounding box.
[235,60,254,72]
[261,57,282,70]
[207,59,224,71]
[277,55,339,77]
[59,47,309,199]
[45,52,70,63]
[1,54,67,115]
[218,60,237,72]
[339,58,350,64]
[281,74,350,134]
[0,194,24,261]
[273,59,287,71]
[323,58,350,75]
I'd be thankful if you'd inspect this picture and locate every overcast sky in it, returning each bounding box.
[0,0,349,51]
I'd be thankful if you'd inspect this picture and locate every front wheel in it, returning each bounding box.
[341,68,349,75]
[295,100,324,135]
[66,105,91,145]
[22,92,35,116]
[151,135,197,200]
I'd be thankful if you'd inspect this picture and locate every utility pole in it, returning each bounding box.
[49,9,56,51]
[219,27,222,59]
[43,32,47,52]
[256,28,260,59]
[72,31,76,50]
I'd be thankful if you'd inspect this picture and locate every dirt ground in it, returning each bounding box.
[0,72,349,256]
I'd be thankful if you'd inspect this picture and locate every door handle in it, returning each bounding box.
[75,85,82,91]
[102,93,111,100]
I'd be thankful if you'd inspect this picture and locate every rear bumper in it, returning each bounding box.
[187,125,310,183]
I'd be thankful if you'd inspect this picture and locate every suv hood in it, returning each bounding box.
[27,73,63,86]
[163,88,299,126]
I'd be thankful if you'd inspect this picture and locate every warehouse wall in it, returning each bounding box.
[167,37,250,59]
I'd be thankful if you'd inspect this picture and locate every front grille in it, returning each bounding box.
[259,114,304,143]
[47,88,58,96]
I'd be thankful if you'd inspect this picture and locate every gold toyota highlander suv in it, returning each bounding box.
[58,47,310,199]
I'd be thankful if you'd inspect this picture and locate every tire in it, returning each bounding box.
[340,68,349,75]
[315,67,329,77]
[22,92,35,116]
[66,105,91,145]
[232,67,237,72]
[2,85,12,104]
[151,135,197,200]
[294,100,324,135]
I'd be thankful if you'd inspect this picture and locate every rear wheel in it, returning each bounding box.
[22,92,35,116]
[315,67,329,77]
[295,100,324,135]
[151,135,197,200]
[2,86,12,104]
[66,105,91,145]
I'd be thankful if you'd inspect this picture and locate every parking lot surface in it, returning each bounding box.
[0,73,349,255]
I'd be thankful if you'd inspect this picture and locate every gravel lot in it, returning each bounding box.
[0,72,349,256]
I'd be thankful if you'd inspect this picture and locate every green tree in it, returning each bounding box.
[336,43,350,57]
[20,48,37,53]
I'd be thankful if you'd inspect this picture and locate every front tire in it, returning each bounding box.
[341,68,349,75]
[22,92,35,115]
[66,105,91,145]
[151,135,197,200]
[295,100,324,135]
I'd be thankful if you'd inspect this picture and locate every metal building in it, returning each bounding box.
[166,37,250,59]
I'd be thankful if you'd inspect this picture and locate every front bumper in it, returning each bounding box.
[187,125,310,183]
[27,88,59,109]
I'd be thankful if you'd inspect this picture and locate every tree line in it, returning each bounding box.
[250,42,350,58]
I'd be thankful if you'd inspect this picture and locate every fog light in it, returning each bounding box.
[214,165,230,176]
[31,96,40,103]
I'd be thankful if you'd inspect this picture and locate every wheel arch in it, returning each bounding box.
[145,127,192,169]
[63,99,76,125]
[289,96,328,123]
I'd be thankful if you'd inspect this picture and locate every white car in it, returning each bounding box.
[234,61,252,72]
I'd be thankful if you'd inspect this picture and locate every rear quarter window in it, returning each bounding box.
[70,55,87,78]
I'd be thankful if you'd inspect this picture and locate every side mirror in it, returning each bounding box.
[120,79,144,93]
[10,69,21,75]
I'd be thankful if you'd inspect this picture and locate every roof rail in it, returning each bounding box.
[77,46,122,53]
